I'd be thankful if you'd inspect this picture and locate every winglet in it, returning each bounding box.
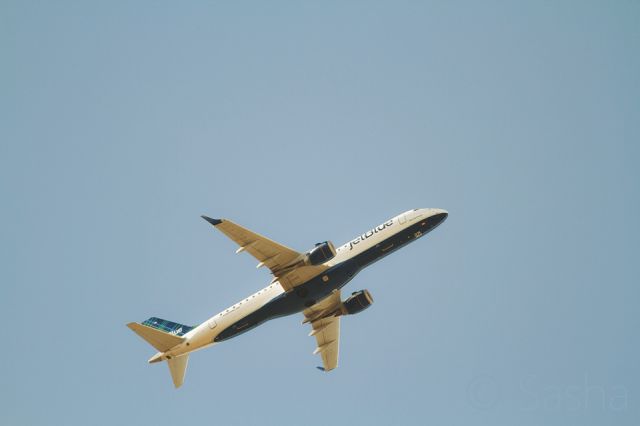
[201,215,222,226]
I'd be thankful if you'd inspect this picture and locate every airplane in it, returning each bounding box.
[127,208,448,387]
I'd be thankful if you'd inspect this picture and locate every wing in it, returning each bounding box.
[202,216,302,275]
[303,291,342,371]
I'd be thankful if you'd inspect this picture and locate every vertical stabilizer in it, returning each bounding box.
[167,355,189,388]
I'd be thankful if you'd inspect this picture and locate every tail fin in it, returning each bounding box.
[127,316,196,388]
[127,317,194,352]
[167,354,189,388]
[140,317,195,336]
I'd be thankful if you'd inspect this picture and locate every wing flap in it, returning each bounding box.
[303,291,342,371]
[310,317,340,371]
[202,216,302,275]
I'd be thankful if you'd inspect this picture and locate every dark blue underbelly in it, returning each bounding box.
[214,261,359,342]
[214,214,445,342]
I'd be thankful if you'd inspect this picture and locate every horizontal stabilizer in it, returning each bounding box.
[167,354,189,388]
[127,322,184,352]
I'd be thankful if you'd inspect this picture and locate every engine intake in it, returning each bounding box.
[305,241,336,266]
[342,289,374,315]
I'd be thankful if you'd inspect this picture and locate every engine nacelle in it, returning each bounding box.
[305,241,337,266]
[342,289,374,315]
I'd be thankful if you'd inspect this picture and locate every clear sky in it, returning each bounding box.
[2,1,638,425]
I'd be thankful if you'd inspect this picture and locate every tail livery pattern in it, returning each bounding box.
[127,316,194,388]
[141,317,194,336]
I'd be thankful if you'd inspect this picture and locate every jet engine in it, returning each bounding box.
[342,289,374,315]
[305,241,337,266]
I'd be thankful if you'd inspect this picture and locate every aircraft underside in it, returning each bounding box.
[127,208,448,387]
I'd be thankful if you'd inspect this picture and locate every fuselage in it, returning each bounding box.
[159,208,447,360]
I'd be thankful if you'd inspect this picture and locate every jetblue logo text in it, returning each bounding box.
[348,220,393,250]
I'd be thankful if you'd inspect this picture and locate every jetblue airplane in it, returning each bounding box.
[127,208,448,387]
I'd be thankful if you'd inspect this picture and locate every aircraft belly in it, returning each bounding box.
[214,261,359,342]
[213,217,446,342]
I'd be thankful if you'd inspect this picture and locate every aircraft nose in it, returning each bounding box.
[429,209,448,227]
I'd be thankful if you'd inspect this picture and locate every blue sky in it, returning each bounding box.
[2,2,638,425]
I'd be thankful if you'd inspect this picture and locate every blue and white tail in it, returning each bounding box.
[127,317,195,388]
